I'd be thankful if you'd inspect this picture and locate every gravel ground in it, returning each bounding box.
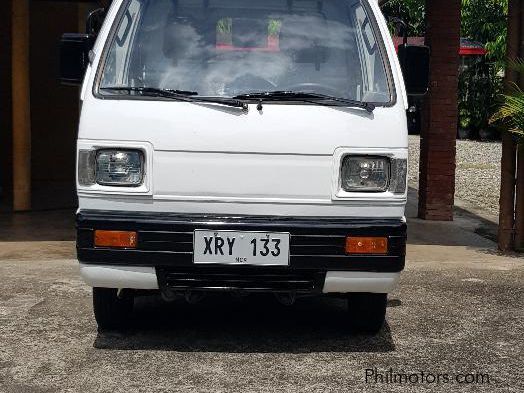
[408,136,502,216]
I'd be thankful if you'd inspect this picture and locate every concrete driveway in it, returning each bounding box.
[0,206,523,392]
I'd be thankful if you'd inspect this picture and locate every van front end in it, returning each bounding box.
[72,0,413,333]
[75,111,408,333]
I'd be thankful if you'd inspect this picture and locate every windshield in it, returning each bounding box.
[98,0,393,104]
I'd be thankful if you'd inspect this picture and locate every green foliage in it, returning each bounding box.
[268,20,282,36]
[460,0,508,135]
[461,0,508,70]
[217,18,232,34]
[381,0,425,36]
[491,60,524,142]
[459,58,503,133]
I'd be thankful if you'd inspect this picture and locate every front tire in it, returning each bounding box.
[346,293,387,334]
[93,288,134,331]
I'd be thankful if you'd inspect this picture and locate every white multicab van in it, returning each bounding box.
[60,0,429,333]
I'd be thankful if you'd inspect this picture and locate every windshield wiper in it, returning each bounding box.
[100,87,248,109]
[233,91,376,113]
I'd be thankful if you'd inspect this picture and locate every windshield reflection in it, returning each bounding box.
[100,0,391,103]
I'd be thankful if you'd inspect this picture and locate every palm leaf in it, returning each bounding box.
[509,58,524,75]
[491,63,524,140]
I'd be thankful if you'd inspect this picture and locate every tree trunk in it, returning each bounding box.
[498,0,520,251]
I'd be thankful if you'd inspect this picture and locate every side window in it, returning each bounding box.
[101,0,143,87]
[352,3,388,102]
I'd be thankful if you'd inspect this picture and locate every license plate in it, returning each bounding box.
[193,230,290,266]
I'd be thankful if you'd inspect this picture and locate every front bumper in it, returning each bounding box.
[77,211,406,293]
[79,264,400,293]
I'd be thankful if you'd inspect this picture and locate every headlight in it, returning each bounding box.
[340,155,407,194]
[96,150,144,186]
[78,149,145,187]
[341,156,390,192]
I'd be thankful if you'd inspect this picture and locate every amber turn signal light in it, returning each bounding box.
[345,237,388,255]
[94,230,137,249]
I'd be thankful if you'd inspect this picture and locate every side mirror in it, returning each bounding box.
[398,44,431,96]
[59,33,95,85]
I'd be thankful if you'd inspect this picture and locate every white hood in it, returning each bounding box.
[79,100,407,154]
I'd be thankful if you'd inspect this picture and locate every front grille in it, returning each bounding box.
[138,231,347,255]
[157,268,325,293]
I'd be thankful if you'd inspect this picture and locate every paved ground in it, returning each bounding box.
[0,204,523,392]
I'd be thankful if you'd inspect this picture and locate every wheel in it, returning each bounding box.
[92,288,134,331]
[346,293,387,334]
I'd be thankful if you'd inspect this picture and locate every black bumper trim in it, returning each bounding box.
[77,210,406,273]
[156,267,326,294]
